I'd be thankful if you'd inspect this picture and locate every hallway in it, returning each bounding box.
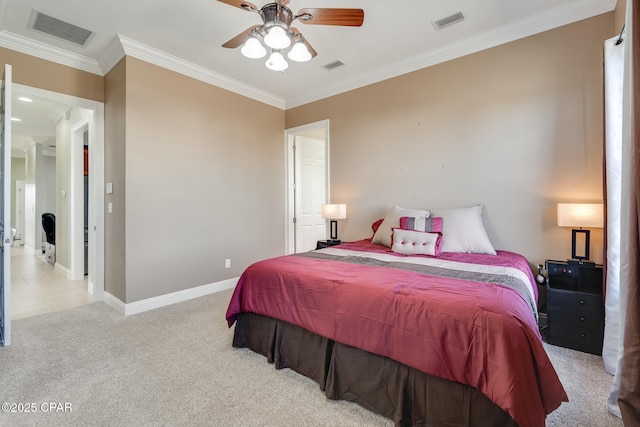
[10,246,92,320]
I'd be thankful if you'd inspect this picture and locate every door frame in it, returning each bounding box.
[70,116,89,281]
[284,120,330,255]
[13,83,105,301]
[1,64,12,346]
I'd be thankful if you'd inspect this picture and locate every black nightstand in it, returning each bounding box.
[545,260,604,355]
[316,240,341,249]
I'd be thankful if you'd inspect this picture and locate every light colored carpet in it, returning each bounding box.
[0,288,623,427]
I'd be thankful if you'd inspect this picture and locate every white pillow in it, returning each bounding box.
[372,204,430,248]
[391,228,440,256]
[429,204,497,255]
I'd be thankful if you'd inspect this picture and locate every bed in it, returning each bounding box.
[226,205,568,427]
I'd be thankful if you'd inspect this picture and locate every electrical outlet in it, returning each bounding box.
[225,259,231,269]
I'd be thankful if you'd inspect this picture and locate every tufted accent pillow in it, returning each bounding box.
[391,228,441,256]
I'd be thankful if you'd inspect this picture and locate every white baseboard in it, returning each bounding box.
[103,277,239,316]
[55,263,71,278]
[103,291,126,314]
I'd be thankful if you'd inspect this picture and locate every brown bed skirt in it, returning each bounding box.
[233,312,518,427]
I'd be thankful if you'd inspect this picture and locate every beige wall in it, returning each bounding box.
[104,58,127,301]
[120,57,285,303]
[0,47,103,103]
[286,13,615,267]
[615,0,627,32]
[4,45,287,304]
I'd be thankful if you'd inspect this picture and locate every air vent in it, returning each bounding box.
[432,12,465,31]
[29,10,94,47]
[323,60,345,71]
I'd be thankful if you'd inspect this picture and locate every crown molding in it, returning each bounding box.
[117,35,286,109]
[97,35,126,74]
[0,29,285,109]
[285,0,617,109]
[0,29,103,75]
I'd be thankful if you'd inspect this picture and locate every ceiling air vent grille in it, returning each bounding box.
[323,60,345,71]
[29,10,94,47]
[432,12,465,31]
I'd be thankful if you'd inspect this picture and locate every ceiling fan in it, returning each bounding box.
[218,0,364,71]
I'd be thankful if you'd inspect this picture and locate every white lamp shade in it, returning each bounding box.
[557,203,604,228]
[264,26,291,49]
[288,41,311,62]
[265,51,288,71]
[241,37,266,59]
[322,204,347,220]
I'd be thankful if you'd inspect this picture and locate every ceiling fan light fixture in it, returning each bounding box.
[264,25,291,49]
[287,41,311,62]
[266,50,289,71]
[220,1,365,72]
[241,36,267,59]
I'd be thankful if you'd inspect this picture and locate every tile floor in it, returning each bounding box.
[10,246,93,320]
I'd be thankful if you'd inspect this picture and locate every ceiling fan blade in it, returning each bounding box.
[290,27,318,58]
[296,8,364,27]
[221,25,262,48]
[217,0,258,12]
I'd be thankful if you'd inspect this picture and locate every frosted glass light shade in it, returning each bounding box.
[265,51,288,71]
[557,203,604,228]
[241,37,266,59]
[288,41,311,62]
[322,204,347,219]
[264,25,291,49]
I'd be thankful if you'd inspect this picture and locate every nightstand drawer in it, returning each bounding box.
[548,322,603,354]
[548,307,603,329]
[547,289,603,314]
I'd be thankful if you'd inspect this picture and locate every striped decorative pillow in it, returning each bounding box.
[399,216,443,233]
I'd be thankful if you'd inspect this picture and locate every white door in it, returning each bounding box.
[284,120,329,254]
[1,64,12,346]
[294,136,326,252]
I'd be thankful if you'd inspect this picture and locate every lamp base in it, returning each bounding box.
[571,228,590,261]
[330,220,338,241]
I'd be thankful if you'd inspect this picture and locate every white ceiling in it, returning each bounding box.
[0,0,617,154]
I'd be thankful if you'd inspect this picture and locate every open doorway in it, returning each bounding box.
[284,120,330,254]
[9,83,104,319]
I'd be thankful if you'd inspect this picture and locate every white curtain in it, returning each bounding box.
[603,34,625,372]
[604,11,632,418]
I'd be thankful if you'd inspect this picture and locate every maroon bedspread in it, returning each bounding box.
[226,240,568,427]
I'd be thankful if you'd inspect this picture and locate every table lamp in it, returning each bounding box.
[557,203,603,264]
[322,204,347,242]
